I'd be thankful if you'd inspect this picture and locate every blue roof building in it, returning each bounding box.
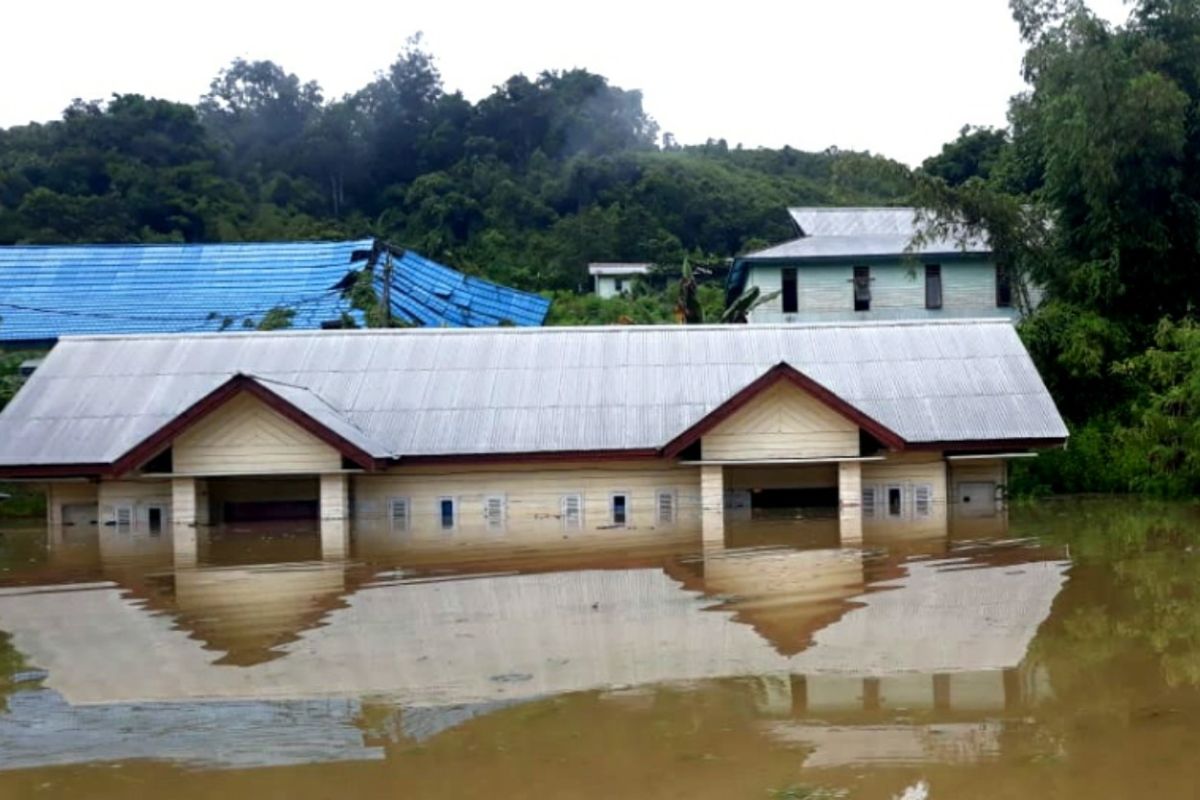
[0,239,550,346]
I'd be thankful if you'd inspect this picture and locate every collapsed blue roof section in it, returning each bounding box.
[0,240,549,345]
[373,250,551,328]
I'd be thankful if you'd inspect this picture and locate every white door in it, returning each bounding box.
[956,482,997,517]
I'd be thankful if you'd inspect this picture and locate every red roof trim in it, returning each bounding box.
[109,375,383,476]
[0,464,109,479]
[660,362,907,458]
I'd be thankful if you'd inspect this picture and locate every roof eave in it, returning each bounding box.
[109,374,386,477]
[661,362,907,458]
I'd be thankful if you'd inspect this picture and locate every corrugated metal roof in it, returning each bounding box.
[728,207,990,302]
[0,320,1067,467]
[0,240,549,344]
[740,207,990,261]
[375,250,550,328]
[587,263,654,276]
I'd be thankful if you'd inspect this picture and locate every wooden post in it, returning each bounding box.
[381,249,393,327]
[172,477,198,528]
[838,461,863,545]
[701,465,725,547]
[320,473,351,559]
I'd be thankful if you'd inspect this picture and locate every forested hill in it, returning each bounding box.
[0,38,910,293]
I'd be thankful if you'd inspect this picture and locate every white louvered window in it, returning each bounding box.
[484,495,506,533]
[561,494,583,530]
[862,486,877,519]
[656,490,676,525]
[114,506,133,531]
[914,485,933,518]
[389,497,410,533]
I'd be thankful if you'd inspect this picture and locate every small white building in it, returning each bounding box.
[588,262,653,298]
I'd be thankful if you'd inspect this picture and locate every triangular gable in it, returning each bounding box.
[111,374,387,476]
[661,362,905,458]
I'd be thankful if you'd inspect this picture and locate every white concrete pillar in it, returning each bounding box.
[320,473,351,559]
[838,461,863,545]
[172,477,198,527]
[700,465,725,547]
[319,473,349,520]
[172,526,199,568]
[194,479,210,526]
[321,518,350,560]
[45,483,60,528]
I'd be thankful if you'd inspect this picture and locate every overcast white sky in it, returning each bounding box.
[2,0,1130,165]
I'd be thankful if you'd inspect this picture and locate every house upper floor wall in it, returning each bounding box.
[744,258,1021,324]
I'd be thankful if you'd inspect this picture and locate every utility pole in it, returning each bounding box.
[381,248,393,327]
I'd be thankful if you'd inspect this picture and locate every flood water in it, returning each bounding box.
[1,499,1199,798]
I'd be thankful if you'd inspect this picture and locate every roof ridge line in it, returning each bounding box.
[54,318,1015,343]
[241,373,399,459]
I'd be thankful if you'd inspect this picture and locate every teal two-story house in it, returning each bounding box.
[728,207,1025,323]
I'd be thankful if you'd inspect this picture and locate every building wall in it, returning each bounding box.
[173,393,341,475]
[746,259,1014,323]
[46,482,99,526]
[862,452,949,535]
[97,479,173,527]
[594,275,633,299]
[948,459,1008,519]
[352,459,702,544]
[701,382,859,460]
[42,451,1014,544]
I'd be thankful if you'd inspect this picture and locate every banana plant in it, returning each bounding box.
[720,286,781,324]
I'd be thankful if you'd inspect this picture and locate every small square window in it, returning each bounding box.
[853,266,871,312]
[438,497,457,532]
[925,264,943,310]
[862,486,877,519]
[484,495,506,533]
[611,493,630,527]
[655,490,676,525]
[914,485,933,517]
[114,506,133,531]
[996,264,1013,308]
[389,497,410,533]
[561,494,583,530]
[781,268,799,314]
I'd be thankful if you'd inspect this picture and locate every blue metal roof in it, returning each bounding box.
[375,249,551,328]
[0,240,549,344]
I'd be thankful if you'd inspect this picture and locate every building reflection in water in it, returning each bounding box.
[0,508,1067,770]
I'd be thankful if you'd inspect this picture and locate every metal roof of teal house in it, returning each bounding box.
[0,239,550,345]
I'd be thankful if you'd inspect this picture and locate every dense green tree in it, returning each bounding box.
[0,39,910,292]
[926,0,1200,496]
[920,126,1008,186]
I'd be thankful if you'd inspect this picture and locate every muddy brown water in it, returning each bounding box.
[1,499,1199,798]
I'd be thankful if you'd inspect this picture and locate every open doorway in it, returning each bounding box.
[147,506,165,535]
[206,476,321,525]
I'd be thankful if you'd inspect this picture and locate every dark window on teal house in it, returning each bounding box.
[925,264,942,309]
[782,268,799,313]
[853,267,871,312]
[996,264,1013,307]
